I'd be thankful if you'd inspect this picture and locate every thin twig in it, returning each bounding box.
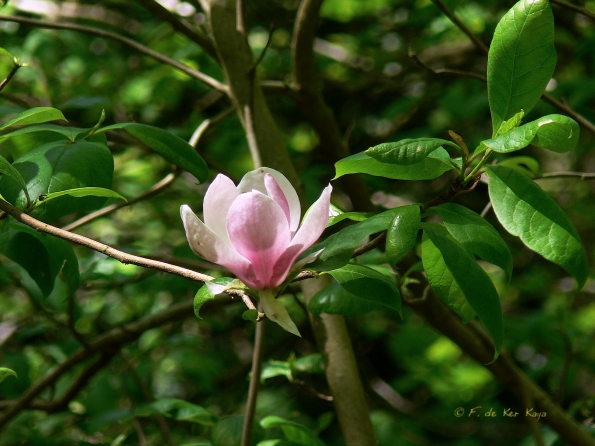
[133,418,148,446]
[293,378,333,401]
[430,0,489,54]
[534,171,595,180]
[241,316,266,446]
[551,0,595,20]
[63,170,180,231]
[189,107,235,147]
[480,201,492,218]
[0,198,215,284]
[0,14,228,93]
[409,51,486,81]
[0,64,22,93]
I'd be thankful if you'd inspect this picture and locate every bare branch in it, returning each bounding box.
[0,14,228,93]
[63,170,180,231]
[430,0,489,55]
[551,0,595,20]
[0,199,215,284]
[534,171,595,180]
[0,63,22,93]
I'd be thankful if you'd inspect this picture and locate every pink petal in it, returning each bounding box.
[203,174,239,245]
[237,168,301,234]
[180,205,263,289]
[227,190,291,287]
[264,173,290,225]
[268,185,332,287]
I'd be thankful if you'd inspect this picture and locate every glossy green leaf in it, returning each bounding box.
[242,309,259,322]
[0,107,66,131]
[325,264,401,315]
[0,154,30,204]
[194,277,236,319]
[326,211,373,227]
[431,203,513,280]
[0,368,17,384]
[307,208,403,271]
[334,148,454,181]
[486,165,589,289]
[261,416,325,446]
[0,140,114,222]
[98,123,208,183]
[0,124,90,142]
[365,138,450,165]
[422,223,503,358]
[0,221,80,297]
[0,47,17,63]
[261,360,293,382]
[37,187,126,206]
[136,399,218,426]
[488,0,556,135]
[291,354,325,375]
[386,205,420,266]
[212,416,264,446]
[483,115,579,154]
[308,282,383,316]
[498,156,540,177]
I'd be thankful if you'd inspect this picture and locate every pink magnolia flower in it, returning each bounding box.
[181,168,331,335]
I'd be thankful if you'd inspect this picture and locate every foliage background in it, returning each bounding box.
[0,0,594,445]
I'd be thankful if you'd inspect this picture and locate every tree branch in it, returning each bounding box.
[430,0,489,54]
[534,171,595,180]
[241,316,266,446]
[134,0,218,58]
[0,14,228,93]
[0,63,22,93]
[551,0,595,20]
[0,199,215,284]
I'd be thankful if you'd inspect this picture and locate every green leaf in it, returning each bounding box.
[261,360,293,382]
[495,110,525,137]
[0,367,17,384]
[261,416,325,446]
[334,148,454,181]
[0,47,17,63]
[483,115,579,154]
[430,203,513,280]
[306,208,403,271]
[326,211,373,228]
[0,140,114,222]
[291,354,325,375]
[421,223,503,358]
[365,138,450,165]
[212,416,264,446]
[98,123,208,183]
[242,309,259,322]
[488,0,556,135]
[37,187,126,206]
[136,399,218,426]
[194,277,236,319]
[0,124,90,142]
[486,165,589,289]
[0,107,66,131]
[0,154,30,205]
[498,156,540,177]
[386,205,420,266]
[325,264,401,315]
[308,282,383,317]
[0,221,80,297]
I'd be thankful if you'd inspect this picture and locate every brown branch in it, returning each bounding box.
[0,14,227,93]
[0,199,215,284]
[430,0,489,55]
[189,107,235,148]
[241,316,266,446]
[134,0,218,59]
[63,170,180,231]
[534,171,595,180]
[551,0,595,20]
[0,63,22,93]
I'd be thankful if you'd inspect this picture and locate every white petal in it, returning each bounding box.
[258,289,301,337]
[203,174,239,245]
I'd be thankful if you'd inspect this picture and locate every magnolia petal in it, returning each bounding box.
[268,185,332,286]
[264,173,291,226]
[227,191,291,287]
[237,167,301,234]
[259,289,301,337]
[180,205,262,288]
[203,174,239,245]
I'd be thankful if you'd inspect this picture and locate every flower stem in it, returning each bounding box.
[241,312,266,446]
